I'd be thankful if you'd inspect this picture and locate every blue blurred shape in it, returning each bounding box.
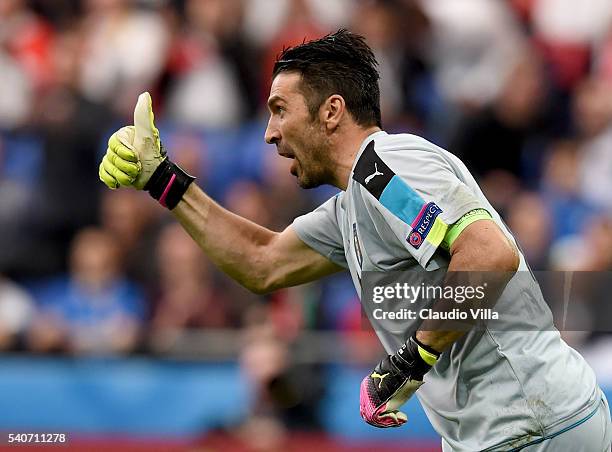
[0,132,43,183]
[0,356,248,436]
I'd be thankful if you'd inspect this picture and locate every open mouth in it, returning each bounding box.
[278,151,294,160]
[276,146,297,176]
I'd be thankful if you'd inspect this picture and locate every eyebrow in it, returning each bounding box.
[267,95,285,110]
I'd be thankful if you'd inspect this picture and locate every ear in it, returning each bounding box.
[319,94,345,131]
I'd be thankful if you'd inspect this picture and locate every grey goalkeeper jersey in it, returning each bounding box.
[292,131,601,451]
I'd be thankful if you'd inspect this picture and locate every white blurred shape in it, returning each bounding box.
[533,0,612,43]
[420,0,525,107]
[0,51,32,128]
[167,56,244,128]
[243,0,350,46]
[80,11,169,102]
[0,278,34,334]
[578,126,612,213]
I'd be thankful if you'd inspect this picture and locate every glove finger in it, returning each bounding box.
[133,92,160,154]
[134,92,159,136]
[114,143,138,163]
[99,161,118,189]
[378,410,407,426]
[107,148,140,178]
[108,127,137,161]
[102,154,134,186]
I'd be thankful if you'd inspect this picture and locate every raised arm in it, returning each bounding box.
[99,93,342,294]
[173,184,343,293]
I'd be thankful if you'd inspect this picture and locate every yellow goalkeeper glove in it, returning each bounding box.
[99,92,194,209]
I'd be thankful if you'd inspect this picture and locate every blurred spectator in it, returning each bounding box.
[239,322,323,433]
[0,0,54,89]
[26,26,113,276]
[165,0,247,127]
[548,216,612,340]
[225,180,272,228]
[79,0,169,117]
[350,0,435,133]
[541,140,596,239]
[530,0,612,89]
[506,191,553,269]
[350,0,405,126]
[0,133,39,275]
[420,0,525,110]
[258,0,327,104]
[0,0,54,128]
[0,51,32,129]
[573,78,612,213]
[99,188,160,288]
[0,275,35,350]
[450,50,548,212]
[580,216,612,271]
[597,27,612,83]
[573,77,612,140]
[27,228,146,355]
[244,0,349,50]
[164,128,208,180]
[566,219,612,341]
[149,223,236,352]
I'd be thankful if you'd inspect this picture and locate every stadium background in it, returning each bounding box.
[0,0,612,450]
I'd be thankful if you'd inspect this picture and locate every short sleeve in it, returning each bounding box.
[353,141,486,269]
[291,195,348,268]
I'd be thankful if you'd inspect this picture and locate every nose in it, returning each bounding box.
[264,116,280,145]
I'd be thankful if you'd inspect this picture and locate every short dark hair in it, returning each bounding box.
[273,29,382,128]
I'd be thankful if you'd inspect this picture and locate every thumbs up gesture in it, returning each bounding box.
[99,92,194,209]
[99,92,166,190]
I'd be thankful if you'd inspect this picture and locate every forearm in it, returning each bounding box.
[99,93,327,293]
[172,184,278,293]
[416,220,519,352]
[415,254,474,352]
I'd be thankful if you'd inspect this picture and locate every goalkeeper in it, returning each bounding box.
[100,30,611,451]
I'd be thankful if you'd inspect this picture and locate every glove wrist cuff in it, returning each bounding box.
[144,158,195,209]
[411,335,440,366]
[392,335,440,380]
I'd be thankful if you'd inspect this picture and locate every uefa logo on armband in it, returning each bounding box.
[408,231,423,247]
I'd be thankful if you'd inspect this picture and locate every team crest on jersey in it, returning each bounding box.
[352,223,363,269]
[408,202,442,249]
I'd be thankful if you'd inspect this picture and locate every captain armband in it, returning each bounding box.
[440,209,492,251]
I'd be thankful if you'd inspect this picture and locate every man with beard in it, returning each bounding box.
[99,30,611,451]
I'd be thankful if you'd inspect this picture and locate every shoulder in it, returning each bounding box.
[353,133,453,198]
[356,132,453,176]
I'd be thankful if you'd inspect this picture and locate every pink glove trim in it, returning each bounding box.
[359,376,404,428]
[158,173,176,207]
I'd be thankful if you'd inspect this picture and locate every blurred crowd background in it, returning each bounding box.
[1,0,612,450]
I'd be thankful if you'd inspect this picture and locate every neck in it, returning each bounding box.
[330,125,382,190]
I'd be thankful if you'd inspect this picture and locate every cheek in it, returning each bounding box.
[280,119,296,138]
